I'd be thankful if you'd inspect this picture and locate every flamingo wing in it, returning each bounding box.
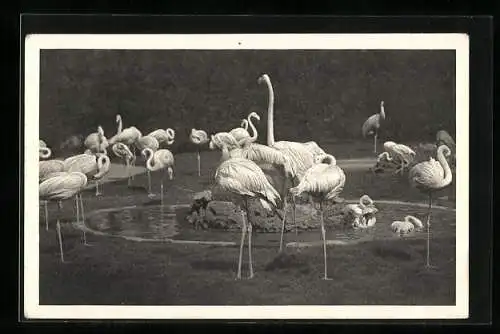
[362,114,380,137]
[409,160,445,190]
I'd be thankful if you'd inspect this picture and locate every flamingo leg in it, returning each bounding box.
[374,133,377,154]
[126,159,131,186]
[161,181,164,208]
[425,193,434,269]
[245,198,254,279]
[44,201,49,231]
[278,196,288,252]
[75,195,80,224]
[320,200,331,280]
[56,201,65,263]
[147,170,153,197]
[79,194,91,246]
[197,150,201,177]
[95,181,101,196]
[236,203,247,280]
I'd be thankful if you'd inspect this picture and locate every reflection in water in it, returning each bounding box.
[86,202,455,247]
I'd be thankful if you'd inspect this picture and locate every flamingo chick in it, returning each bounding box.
[290,153,346,280]
[39,171,88,263]
[409,145,453,269]
[214,144,281,279]
[142,147,174,205]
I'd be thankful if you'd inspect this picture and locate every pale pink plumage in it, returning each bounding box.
[229,112,260,146]
[39,171,88,201]
[135,135,160,153]
[108,114,142,146]
[190,128,209,145]
[39,160,65,182]
[63,153,111,181]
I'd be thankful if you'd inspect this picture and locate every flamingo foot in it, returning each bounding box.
[322,277,333,281]
[83,241,94,247]
[424,264,439,270]
[248,273,255,279]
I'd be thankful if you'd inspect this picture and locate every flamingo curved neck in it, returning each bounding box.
[241,119,248,130]
[264,78,275,147]
[39,147,51,159]
[146,150,158,171]
[248,113,258,142]
[437,147,452,186]
[380,105,386,120]
[117,116,123,135]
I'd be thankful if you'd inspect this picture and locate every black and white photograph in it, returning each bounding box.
[24,33,469,319]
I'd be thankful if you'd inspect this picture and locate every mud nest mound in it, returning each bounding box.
[186,190,351,233]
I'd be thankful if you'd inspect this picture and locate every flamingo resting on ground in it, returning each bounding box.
[290,153,346,280]
[190,128,209,177]
[111,143,136,186]
[409,145,453,269]
[383,141,416,174]
[147,128,175,147]
[142,147,175,205]
[391,215,424,236]
[84,125,109,155]
[344,195,378,229]
[39,140,51,159]
[362,101,386,154]
[214,143,281,279]
[258,73,324,252]
[39,171,88,263]
[39,159,65,230]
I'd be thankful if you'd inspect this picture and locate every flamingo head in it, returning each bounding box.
[240,119,249,129]
[116,114,121,123]
[257,74,270,84]
[314,153,336,165]
[383,141,396,151]
[437,145,452,158]
[248,111,261,122]
[208,135,216,150]
[141,148,153,159]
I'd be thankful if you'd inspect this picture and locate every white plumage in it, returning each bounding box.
[142,147,175,201]
[63,153,111,196]
[147,128,175,146]
[214,143,281,279]
[409,145,453,268]
[229,112,260,146]
[289,153,346,280]
[190,128,209,177]
[112,142,136,186]
[39,171,88,262]
[391,215,423,235]
[84,126,109,155]
[135,135,160,153]
[383,141,416,174]
[39,140,52,159]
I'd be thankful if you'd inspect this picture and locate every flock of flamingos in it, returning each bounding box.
[38,73,456,280]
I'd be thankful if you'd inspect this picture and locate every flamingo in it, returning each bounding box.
[108,114,142,159]
[362,101,386,154]
[147,128,175,147]
[289,153,346,280]
[214,142,281,279]
[141,147,174,204]
[63,153,111,197]
[39,140,51,159]
[409,145,453,269]
[229,112,260,146]
[190,128,209,177]
[39,159,65,230]
[111,142,136,186]
[84,126,109,155]
[383,141,416,174]
[39,171,88,262]
[343,195,376,229]
[258,73,326,252]
[135,136,160,192]
[391,215,424,236]
[436,130,456,167]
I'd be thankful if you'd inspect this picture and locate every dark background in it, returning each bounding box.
[39,49,456,151]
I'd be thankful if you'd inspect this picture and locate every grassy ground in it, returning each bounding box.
[37,141,456,305]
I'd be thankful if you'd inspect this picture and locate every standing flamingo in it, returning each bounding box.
[135,136,160,193]
[141,147,174,205]
[147,128,175,147]
[190,128,209,177]
[39,171,88,263]
[63,153,111,197]
[39,140,52,159]
[39,159,65,230]
[229,112,260,146]
[111,142,136,186]
[362,101,386,154]
[409,145,453,269]
[289,153,346,280]
[258,73,325,252]
[108,114,142,160]
[214,142,281,279]
[84,126,109,155]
